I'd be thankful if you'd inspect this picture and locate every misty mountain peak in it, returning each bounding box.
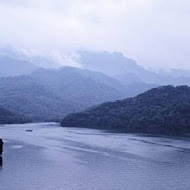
[78,50,140,76]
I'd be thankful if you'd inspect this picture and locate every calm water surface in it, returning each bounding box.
[0,123,190,190]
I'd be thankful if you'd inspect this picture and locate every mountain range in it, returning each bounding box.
[0,49,190,126]
[0,66,156,122]
[78,50,190,86]
[1,49,190,86]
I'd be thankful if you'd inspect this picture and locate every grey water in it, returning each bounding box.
[0,123,190,190]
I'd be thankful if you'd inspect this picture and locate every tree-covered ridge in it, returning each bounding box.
[30,67,123,107]
[0,66,155,122]
[0,76,83,122]
[61,86,190,135]
[0,107,30,124]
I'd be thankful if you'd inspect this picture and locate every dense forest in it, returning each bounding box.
[61,86,190,135]
[0,107,29,124]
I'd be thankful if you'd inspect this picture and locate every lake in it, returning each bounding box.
[0,123,190,190]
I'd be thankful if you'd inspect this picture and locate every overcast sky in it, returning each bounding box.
[0,0,189,70]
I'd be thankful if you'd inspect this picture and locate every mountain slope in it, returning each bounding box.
[78,51,160,84]
[0,66,155,122]
[79,50,190,86]
[0,76,82,121]
[0,107,29,124]
[0,57,38,76]
[31,67,157,107]
[61,86,190,135]
[79,51,145,76]
[31,67,124,107]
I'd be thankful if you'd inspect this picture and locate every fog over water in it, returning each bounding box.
[0,123,190,190]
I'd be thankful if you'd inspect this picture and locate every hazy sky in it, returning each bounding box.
[0,0,190,70]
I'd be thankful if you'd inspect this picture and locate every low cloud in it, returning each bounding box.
[0,0,189,70]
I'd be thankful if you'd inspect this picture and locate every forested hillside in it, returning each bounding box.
[31,67,123,107]
[0,66,156,122]
[31,67,156,106]
[61,86,190,135]
[0,76,83,121]
[0,107,29,124]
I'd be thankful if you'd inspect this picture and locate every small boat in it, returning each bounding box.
[25,130,33,132]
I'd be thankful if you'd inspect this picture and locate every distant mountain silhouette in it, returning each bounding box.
[0,57,38,76]
[78,51,190,86]
[61,85,190,135]
[78,51,160,84]
[0,46,60,69]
